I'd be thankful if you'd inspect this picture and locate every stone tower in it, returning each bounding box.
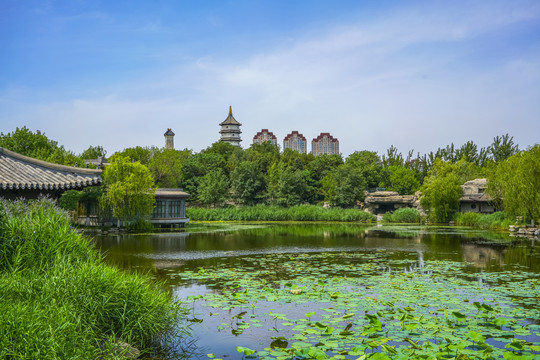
[219,106,242,147]
[164,128,175,149]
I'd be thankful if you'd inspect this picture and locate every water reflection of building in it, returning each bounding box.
[461,244,505,269]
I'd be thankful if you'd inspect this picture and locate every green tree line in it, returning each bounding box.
[2,127,538,224]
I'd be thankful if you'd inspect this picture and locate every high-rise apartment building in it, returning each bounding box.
[311,132,339,156]
[253,129,277,145]
[283,131,307,153]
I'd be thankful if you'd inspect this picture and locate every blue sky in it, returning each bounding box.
[1,0,539,157]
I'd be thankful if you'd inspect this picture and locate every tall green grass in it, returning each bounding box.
[382,207,422,223]
[187,204,375,222]
[454,211,512,230]
[0,198,185,359]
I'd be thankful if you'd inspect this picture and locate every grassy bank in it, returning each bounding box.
[382,207,422,223]
[453,211,513,230]
[186,204,375,222]
[0,198,185,359]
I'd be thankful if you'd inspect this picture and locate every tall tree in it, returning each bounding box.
[489,134,519,163]
[230,161,266,205]
[327,164,366,208]
[197,169,229,207]
[0,126,82,166]
[346,151,383,189]
[386,166,421,195]
[268,163,309,206]
[101,155,156,224]
[148,148,191,188]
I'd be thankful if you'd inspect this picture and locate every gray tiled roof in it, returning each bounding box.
[219,106,242,126]
[0,147,102,191]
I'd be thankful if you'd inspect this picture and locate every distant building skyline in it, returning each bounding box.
[253,129,277,146]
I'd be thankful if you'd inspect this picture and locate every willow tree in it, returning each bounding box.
[487,145,540,225]
[101,155,156,225]
[420,159,462,223]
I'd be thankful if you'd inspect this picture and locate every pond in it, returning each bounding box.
[93,223,540,359]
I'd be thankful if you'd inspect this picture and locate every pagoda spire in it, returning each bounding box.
[229,105,232,116]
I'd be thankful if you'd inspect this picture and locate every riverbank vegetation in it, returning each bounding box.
[454,211,514,230]
[187,204,375,222]
[3,127,539,226]
[0,199,185,359]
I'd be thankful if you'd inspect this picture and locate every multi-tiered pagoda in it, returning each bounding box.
[219,106,242,147]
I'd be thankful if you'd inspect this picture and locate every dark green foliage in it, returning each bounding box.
[346,151,383,188]
[329,164,367,208]
[382,207,421,223]
[198,169,229,207]
[58,189,84,211]
[268,163,310,206]
[127,218,155,232]
[385,165,420,195]
[187,204,375,222]
[0,199,184,359]
[231,161,267,205]
[182,152,227,199]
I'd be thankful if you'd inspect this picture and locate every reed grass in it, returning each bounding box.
[454,211,512,230]
[382,207,422,223]
[187,204,375,222]
[0,198,185,359]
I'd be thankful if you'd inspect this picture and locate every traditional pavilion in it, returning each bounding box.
[219,106,242,146]
[0,147,102,200]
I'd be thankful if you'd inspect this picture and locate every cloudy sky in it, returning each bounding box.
[1,0,539,157]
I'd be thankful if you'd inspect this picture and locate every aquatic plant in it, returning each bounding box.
[177,251,540,359]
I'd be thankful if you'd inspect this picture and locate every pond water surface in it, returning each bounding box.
[93,223,540,359]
